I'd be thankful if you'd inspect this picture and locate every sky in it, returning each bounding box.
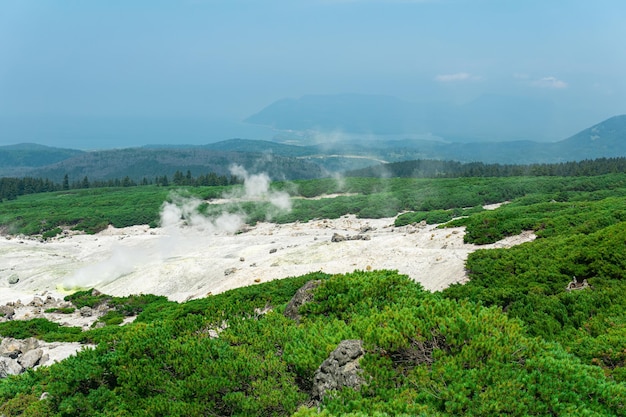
[0,0,625,149]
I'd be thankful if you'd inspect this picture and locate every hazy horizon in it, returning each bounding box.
[1,0,625,149]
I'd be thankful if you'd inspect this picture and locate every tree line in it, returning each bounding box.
[348,156,626,178]
[0,170,241,202]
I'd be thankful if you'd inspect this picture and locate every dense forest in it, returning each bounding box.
[0,170,240,202]
[1,159,626,415]
[348,156,626,178]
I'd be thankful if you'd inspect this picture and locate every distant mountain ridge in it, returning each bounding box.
[555,115,626,159]
[1,115,625,180]
[245,93,562,142]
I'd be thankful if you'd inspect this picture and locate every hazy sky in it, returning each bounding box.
[1,0,625,148]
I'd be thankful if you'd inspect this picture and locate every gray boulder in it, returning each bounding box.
[311,340,365,401]
[28,297,44,307]
[79,306,93,317]
[284,280,322,322]
[0,338,24,359]
[331,233,346,242]
[18,348,43,369]
[0,357,23,378]
[0,306,15,320]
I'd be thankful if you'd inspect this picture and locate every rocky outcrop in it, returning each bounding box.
[284,280,322,322]
[311,340,365,401]
[0,337,47,378]
[566,276,592,291]
[331,233,371,242]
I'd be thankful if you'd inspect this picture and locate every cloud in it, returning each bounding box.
[434,72,480,82]
[531,76,568,89]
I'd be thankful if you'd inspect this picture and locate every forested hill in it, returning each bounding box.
[0,143,84,169]
[5,148,324,183]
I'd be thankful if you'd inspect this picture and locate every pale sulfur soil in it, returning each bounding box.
[1,209,534,304]
[0,205,535,366]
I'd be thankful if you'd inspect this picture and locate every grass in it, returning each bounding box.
[2,174,626,236]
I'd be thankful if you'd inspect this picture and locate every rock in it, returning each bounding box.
[311,340,365,401]
[40,353,50,367]
[0,357,23,378]
[18,348,43,369]
[29,297,44,307]
[0,306,15,320]
[96,304,110,314]
[239,257,245,262]
[79,306,93,317]
[22,338,39,353]
[8,274,19,284]
[331,233,346,242]
[360,225,375,233]
[224,267,237,276]
[269,248,278,254]
[331,233,370,242]
[0,338,24,359]
[284,280,322,322]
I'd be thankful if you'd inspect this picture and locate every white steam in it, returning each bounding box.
[160,192,244,234]
[62,246,154,290]
[62,166,292,290]
[229,164,293,214]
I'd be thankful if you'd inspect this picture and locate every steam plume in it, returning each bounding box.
[62,166,292,290]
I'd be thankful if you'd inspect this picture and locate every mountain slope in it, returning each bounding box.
[0,143,84,170]
[554,114,626,159]
[22,148,324,182]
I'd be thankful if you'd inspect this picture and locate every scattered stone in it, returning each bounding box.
[8,274,19,285]
[239,257,245,262]
[359,225,376,233]
[269,248,278,254]
[311,340,365,401]
[284,280,322,322]
[224,267,237,276]
[254,278,261,283]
